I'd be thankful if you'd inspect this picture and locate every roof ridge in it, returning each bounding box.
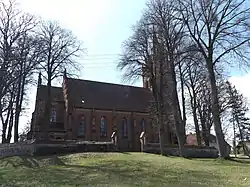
[39,85,62,89]
[67,77,149,90]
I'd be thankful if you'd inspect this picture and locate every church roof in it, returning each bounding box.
[37,85,64,102]
[65,78,153,113]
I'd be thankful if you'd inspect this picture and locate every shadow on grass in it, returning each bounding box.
[227,157,250,164]
[52,159,223,186]
[0,155,67,169]
[0,156,39,168]
[120,152,132,155]
[189,157,250,168]
[0,155,224,187]
[44,162,221,186]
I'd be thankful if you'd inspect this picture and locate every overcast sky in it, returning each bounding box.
[17,0,250,139]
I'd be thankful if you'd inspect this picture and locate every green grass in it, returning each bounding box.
[0,153,250,187]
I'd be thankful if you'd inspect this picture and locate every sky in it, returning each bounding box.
[18,0,146,132]
[17,0,250,140]
[20,0,146,84]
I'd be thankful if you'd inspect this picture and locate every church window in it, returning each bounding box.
[92,117,96,132]
[81,99,85,104]
[122,117,128,137]
[140,119,145,132]
[50,106,56,123]
[100,116,108,137]
[79,116,85,136]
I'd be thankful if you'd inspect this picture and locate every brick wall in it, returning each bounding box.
[71,108,157,151]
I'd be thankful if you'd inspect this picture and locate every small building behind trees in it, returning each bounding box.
[186,133,232,155]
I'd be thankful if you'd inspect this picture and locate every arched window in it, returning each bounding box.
[112,116,117,131]
[92,117,96,132]
[100,116,108,137]
[78,116,85,136]
[140,119,145,132]
[122,117,128,137]
[50,106,56,122]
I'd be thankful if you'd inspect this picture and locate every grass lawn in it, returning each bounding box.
[0,152,249,187]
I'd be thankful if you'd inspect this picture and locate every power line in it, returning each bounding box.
[81,63,118,68]
[85,53,121,57]
[83,66,116,69]
[82,57,120,60]
[82,64,117,67]
[77,53,124,68]
[80,60,120,65]
[83,65,118,67]
[81,62,118,65]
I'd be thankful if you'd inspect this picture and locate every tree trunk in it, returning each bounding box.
[1,128,7,143]
[188,85,202,146]
[158,112,165,155]
[163,114,171,145]
[6,109,14,143]
[203,128,210,146]
[170,61,185,157]
[192,107,201,146]
[14,73,22,143]
[1,114,8,143]
[207,60,228,158]
[14,72,26,142]
[178,63,187,132]
[1,92,14,143]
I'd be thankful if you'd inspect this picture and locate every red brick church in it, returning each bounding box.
[28,71,163,150]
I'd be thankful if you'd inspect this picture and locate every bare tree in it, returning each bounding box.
[147,0,187,156]
[119,0,187,156]
[0,0,37,98]
[0,0,38,143]
[12,33,43,142]
[176,57,188,135]
[37,21,83,140]
[185,57,230,147]
[18,121,30,142]
[178,0,250,158]
[0,85,15,143]
[184,56,204,146]
[118,16,167,155]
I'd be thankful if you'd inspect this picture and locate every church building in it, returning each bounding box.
[28,72,160,151]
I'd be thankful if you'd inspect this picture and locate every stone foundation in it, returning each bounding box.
[33,141,118,156]
[0,140,118,158]
[0,144,35,158]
